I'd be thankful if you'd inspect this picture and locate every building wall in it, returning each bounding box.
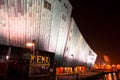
[63,18,97,67]
[0,0,97,67]
[49,0,62,53]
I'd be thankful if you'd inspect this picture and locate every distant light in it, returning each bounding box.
[113,73,115,75]
[103,63,106,66]
[50,68,54,72]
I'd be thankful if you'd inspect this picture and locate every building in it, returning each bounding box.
[0,0,97,76]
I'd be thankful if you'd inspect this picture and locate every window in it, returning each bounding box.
[58,0,61,2]
[89,51,94,56]
[48,2,51,10]
[64,3,68,9]
[44,0,47,8]
[44,0,51,11]
[62,14,66,21]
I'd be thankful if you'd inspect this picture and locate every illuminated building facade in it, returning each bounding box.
[63,18,97,67]
[0,0,97,70]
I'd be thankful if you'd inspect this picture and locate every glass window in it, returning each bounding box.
[44,0,51,11]
[58,0,61,2]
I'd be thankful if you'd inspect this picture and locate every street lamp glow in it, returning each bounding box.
[26,41,35,55]
[6,56,9,60]
[26,42,34,47]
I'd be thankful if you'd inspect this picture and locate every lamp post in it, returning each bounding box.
[26,40,36,75]
[71,54,74,73]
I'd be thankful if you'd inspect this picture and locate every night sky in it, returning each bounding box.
[69,0,120,64]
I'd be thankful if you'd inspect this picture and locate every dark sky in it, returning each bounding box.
[69,0,120,64]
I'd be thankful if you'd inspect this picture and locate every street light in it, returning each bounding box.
[26,42,34,47]
[26,40,35,55]
[6,56,9,60]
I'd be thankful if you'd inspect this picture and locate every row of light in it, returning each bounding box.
[93,64,120,70]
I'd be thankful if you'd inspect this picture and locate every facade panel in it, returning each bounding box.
[63,18,97,67]
[63,19,85,66]
[49,0,61,53]
[55,0,72,66]
[39,0,53,51]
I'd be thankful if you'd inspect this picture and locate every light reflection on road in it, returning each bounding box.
[103,73,119,80]
[55,73,120,80]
